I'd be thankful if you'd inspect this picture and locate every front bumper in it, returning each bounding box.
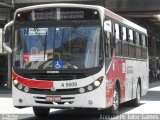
[12,83,106,109]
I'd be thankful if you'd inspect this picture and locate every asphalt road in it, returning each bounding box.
[0,82,160,120]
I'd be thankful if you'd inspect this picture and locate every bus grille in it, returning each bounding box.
[30,88,79,95]
[20,73,86,81]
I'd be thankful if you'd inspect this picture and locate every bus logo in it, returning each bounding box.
[50,87,57,92]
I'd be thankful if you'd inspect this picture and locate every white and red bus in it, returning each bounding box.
[4,3,148,117]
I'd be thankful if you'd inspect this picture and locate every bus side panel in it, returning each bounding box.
[125,59,148,101]
[106,57,126,107]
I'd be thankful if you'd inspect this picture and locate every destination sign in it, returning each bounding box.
[15,8,100,21]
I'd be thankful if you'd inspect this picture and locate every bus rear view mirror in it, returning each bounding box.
[3,21,14,53]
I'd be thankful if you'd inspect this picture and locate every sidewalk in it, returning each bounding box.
[149,80,160,88]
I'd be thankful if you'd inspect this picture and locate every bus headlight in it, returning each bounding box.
[94,80,100,87]
[18,84,23,90]
[79,88,85,93]
[78,76,103,94]
[24,87,29,93]
[87,85,93,91]
[13,79,19,85]
[94,76,103,87]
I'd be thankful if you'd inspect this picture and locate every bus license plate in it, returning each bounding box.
[46,96,61,102]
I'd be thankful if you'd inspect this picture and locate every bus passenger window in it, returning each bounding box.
[119,25,122,40]
[129,29,133,42]
[104,31,112,57]
[142,35,146,47]
[115,23,122,57]
[135,32,140,45]
[104,20,112,33]
[141,35,147,59]
[122,26,128,57]
[133,31,136,44]
[122,27,127,41]
[139,34,142,46]
[104,20,113,57]
[145,36,148,47]
[128,29,135,58]
[135,32,141,59]
[115,23,120,40]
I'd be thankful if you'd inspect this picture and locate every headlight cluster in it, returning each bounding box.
[13,79,30,93]
[13,76,103,94]
[79,76,103,94]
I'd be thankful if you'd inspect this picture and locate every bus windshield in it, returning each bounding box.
[14,26,102,70]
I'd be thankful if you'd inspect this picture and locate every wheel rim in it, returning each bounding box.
[113,89,119,110]
[137,84,141,103]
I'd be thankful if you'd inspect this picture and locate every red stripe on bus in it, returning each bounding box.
[12,71,53,89]
[106,56,126,107]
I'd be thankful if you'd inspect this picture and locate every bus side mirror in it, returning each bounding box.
[3,21,14,53]
[111,34,116,48]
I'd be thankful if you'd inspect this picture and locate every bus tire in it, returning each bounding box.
[109,84,120,115]
[131,83,141,107]
[33,107,50,117]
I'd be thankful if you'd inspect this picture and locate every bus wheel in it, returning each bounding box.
[109,85,119,115]
[131,83,141,107]
[33,107,50,117]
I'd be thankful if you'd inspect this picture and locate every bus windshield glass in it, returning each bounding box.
[14,25,102,70]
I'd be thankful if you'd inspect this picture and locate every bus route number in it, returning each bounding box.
[61,82,77,88]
